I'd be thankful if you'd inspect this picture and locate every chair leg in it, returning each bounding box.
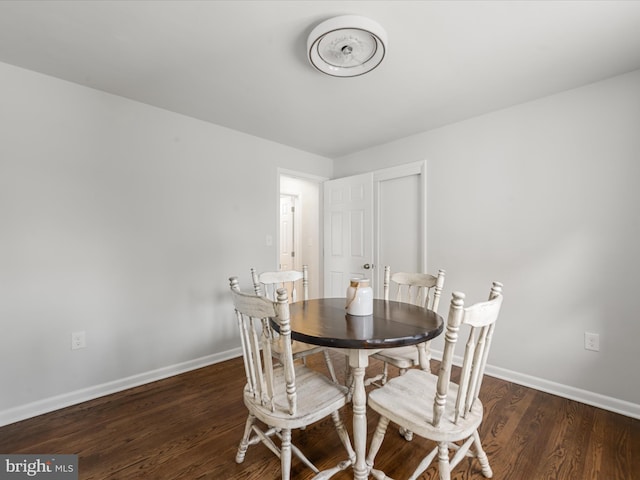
[236,413,256,463]
[345,363,354,394]
[331,411,356,463]
[398,427,413,441]
[407,446,438,480]
[381,362,390,384]
[437,442,451,480]
[323,350,339,383]
[396,368,413,442]
[472,430,493,478]
[366,416,390,471]
[417,342,431,372]
[281,428,292,480]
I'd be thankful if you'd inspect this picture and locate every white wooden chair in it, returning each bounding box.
[367,266,446,387]
[251,266,338,383]
[230,277,355,480]
[366,282,504,480]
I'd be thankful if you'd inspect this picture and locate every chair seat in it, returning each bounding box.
[245,364,350,430]
[371,344,421,369]
[368,369,483,443]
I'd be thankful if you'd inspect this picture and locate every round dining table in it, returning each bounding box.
[279,298,444,480]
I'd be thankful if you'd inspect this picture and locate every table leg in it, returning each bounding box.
[349,349,369,480]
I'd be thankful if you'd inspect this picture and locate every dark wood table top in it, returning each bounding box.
[274,298,444,349]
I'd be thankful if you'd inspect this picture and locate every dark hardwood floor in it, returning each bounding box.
[1,352,638,479]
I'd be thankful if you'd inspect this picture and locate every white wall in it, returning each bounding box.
[0,61,333,422]
[2,59,638,424]
[335,70,640,411]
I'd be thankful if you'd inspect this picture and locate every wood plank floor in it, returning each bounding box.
[1,351,638,479]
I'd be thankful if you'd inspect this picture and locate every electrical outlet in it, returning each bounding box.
[584,332,599,352]
[71,331,86,350]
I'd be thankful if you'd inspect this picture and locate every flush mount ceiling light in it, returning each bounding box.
[307,15,388,77]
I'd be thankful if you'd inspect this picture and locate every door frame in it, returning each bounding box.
[372,161,428,292]
[277,168,328,296]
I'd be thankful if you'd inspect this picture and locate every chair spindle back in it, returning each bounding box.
[433,281,503,427]
[251,265,308,303]
[230,277,297,415]
[384,266,445,312]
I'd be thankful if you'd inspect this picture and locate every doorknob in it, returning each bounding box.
[363,263,373,270]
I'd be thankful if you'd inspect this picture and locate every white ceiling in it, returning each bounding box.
[1,1,640,158]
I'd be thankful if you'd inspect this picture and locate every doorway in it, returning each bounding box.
[279,173,323,299]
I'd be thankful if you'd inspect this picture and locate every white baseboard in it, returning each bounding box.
[3,347,638,427]
[484,364,640,419]
[430,349,640,420]
[0,348,242,427]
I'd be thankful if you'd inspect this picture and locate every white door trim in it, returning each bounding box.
[372,160,428,291]
[278,169,328,295]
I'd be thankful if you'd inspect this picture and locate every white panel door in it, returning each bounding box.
[323,173,374,297]
[279,194,297,271]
